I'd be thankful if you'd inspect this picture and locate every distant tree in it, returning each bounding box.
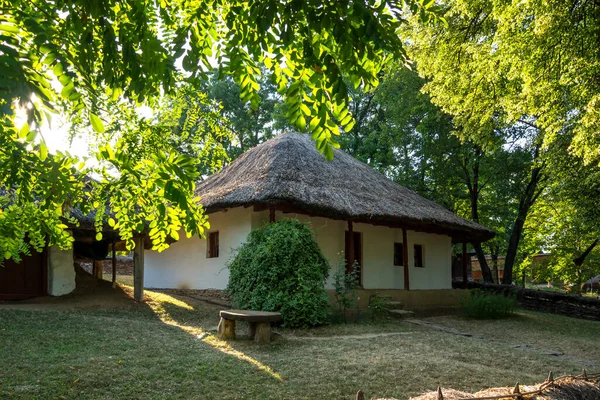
[523,134,600,289]
[404,1,571,283]
[202,71,280,159]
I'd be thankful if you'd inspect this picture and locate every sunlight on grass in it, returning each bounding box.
[139,288,284,382]
[204,336,285,382]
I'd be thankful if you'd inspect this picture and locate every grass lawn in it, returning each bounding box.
[1,287,599,400]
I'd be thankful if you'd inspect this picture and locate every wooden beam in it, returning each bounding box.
[94,260,103,280]
[248,203,493,242]
[269,207,276,223]
[347,221,354,274]
[111,237,117,288]
[133,236,145,301]
[403,228,410,291]
[462,242,468,289]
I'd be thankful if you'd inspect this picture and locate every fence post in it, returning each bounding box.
[582,369,588,380]
[546,371,554,383]
[356,390,365,400]
[513,382,523,400]
[437,386,444,400]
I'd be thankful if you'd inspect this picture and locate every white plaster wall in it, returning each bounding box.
[253,212,452,290]
[146,207,453,291]
[355,223,405,289]
[396,230,453,290]
[47,246,75,296]
[145,207,252,290]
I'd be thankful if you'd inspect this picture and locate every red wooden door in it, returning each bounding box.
[345,231,362,285]
[0,250,46,300]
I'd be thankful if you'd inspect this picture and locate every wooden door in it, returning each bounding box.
[0,250,46,300]
[345,231,362,285]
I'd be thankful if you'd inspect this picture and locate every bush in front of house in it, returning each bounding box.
[460,289,519,319]
[226,219,331,328]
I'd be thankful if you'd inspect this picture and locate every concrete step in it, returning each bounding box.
[384,301,404,310]
[373,294,393,300]
[387,309,415,319]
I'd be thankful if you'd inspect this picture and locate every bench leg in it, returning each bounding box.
[254,322,271,344]
[217,317,236,340]
[248,322,256,340]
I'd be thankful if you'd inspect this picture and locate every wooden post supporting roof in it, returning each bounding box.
[94,260,103,280]
[111,237,117,288]
[269,207,275,223]
[462,242,468,289]
[402,228,410,291]
[347,221,354,274]
[133,236,145,301]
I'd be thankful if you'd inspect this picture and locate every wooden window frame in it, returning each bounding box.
[393,242,404,266]
[207,231,219,258]
[414,244,424,268]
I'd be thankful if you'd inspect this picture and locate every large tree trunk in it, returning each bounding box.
[490,245,500,284]
[461,146,494,283]
[473,242,493,282]
[502,146,545,284]
[573,239,599,267]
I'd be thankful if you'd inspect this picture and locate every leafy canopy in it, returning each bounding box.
[404,0,600,162]
[0,0,443,261]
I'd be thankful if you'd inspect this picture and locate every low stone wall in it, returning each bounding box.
[454,281,600,321]
[327,289,468,311]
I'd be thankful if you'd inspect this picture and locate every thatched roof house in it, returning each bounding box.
[196,133,493,242]
[145,133,494,300]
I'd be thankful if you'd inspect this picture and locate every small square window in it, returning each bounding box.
[414,244,424,268]
[207,232,219,258]
[393,243,404,266]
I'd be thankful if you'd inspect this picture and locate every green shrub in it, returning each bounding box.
[332,258,360,323]
[460,289,519,319]
[226,219,331,328]
[368,295,390,321]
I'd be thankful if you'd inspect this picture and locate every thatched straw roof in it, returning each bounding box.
[195,133,494,242]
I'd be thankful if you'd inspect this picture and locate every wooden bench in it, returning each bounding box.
[217,310,283,344]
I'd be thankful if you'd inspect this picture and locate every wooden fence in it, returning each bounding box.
[356,371,600,400]
[452,281,600,321]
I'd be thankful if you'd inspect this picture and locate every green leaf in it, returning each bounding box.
[295,114,306,131]
[300,103,311,116]
[90,113,105,133]
[309,116,321,131]
[18,123,29,139]
[25,129,36,142]
[52,62,63,76]
[96,233,103,241]
[39,141,48,160]
[323,143,334,160]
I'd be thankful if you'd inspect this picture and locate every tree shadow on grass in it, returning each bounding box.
[137,288,286,382]
[0,283,287,399]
